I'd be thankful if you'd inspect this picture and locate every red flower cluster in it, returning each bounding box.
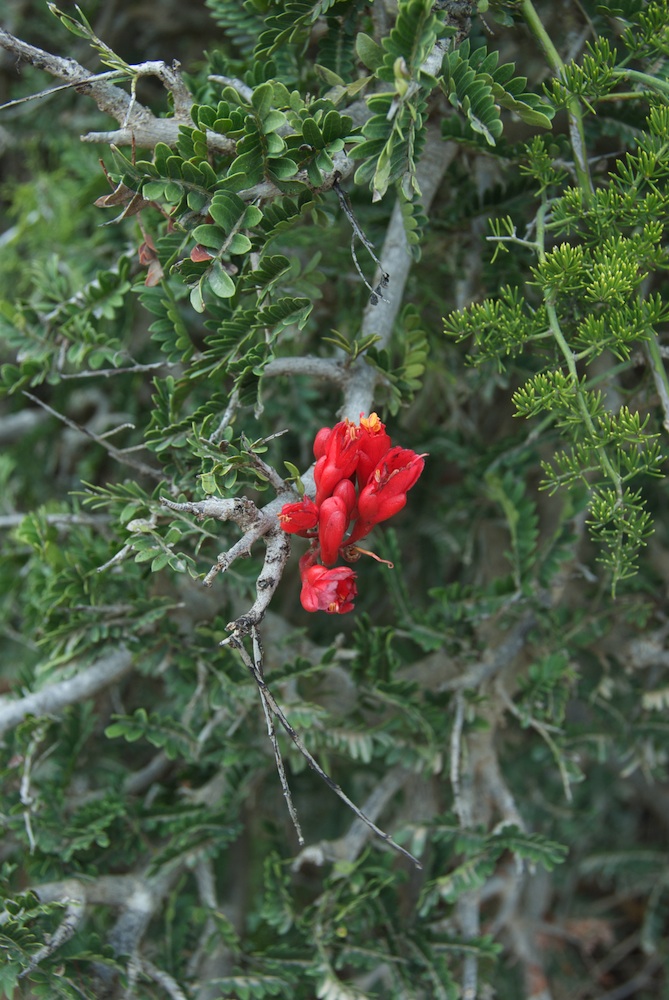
[279,413,425,614]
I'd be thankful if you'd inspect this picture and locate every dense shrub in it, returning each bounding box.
[1,2,668,997]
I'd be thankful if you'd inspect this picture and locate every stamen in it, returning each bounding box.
[347,545,394,568]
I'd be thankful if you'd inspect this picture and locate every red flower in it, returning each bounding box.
[300,563,357,614]
[318,495,350,566]
[347,446,425,543]
[314,419,360,504]
[279,418,426,614]
[356,412,392,488]
[332,477,357,517]
[313,426,332,459]
[278,496,319,535]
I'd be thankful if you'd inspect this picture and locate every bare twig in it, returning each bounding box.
[59,360,180,380]
[222,526,292,636]
[138,958,189,1000]
[208,386,241,445]
[294,766,412,868]
[19,726,50,853]
[98,864,186,992]
[208,74,254,102]
[439,615,536,693]
[0,27,137,123]
[0,70,122,110]
[14,872,181,982]
[230,632,422,868]
[160,491,294,635]
[333,176,390,304]
[262,356,346,385]
[159,494,263,529]
[450,692,470,826]
[252,628,304,844]
[23,392,163,481]
[0,27,225,152]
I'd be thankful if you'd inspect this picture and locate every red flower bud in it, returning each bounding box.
[299,564,357,614]
[313,426,332,459]
[318,495,350,566]
[278,496,319,534]
[333,477,357,517]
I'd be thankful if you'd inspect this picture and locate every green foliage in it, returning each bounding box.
[352,0,447,199]
[420,822,567,913]
[445,92,669,593]
[205,0,268,59]
[365,304,430,413]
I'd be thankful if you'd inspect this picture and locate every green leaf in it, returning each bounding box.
[207,262,236,298]
[356,31,385,71]
[302,117,325,148]
[251,82,274,119]
[227,233,252,255]
[190,281,206,313]
[192,223,226,250]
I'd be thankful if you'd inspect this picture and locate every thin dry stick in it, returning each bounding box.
[252,628,304,845]
[333,175,390,304]
[23,391,163,481]
[231,629,421,869]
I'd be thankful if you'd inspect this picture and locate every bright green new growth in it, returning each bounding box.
[445,89,669,592]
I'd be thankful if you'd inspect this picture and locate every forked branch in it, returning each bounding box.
[231,627,422,869]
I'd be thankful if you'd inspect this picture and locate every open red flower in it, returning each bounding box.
[299,563,357,614]
[347,446,426,543]
[278,496,319,535]
[356,412,392,488]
